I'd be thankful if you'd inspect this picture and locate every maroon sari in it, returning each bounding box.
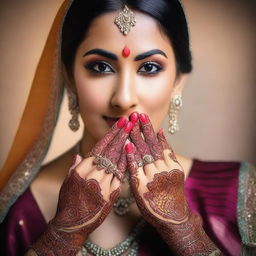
[0,159,242,256]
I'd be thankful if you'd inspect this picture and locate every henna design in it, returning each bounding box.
[144,170,188,222]
[157,129,179,163]
[139,114,163,161]
[126,144,140,189]
[159,213,223,255]
[117,148,127,181]
[85,122,120,158]
[25,249,38,256]
[32,169,120,255]
[130,122,151,157]
[126,145,222,255]
[131,179,222,255]
[103,126,129,165]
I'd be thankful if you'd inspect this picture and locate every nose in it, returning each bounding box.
[110,70,138,111]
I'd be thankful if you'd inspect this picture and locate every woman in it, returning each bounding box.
[0,0,255,255]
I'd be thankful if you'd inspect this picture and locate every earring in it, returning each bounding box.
[168,95,182,134]
[68,90,80,132]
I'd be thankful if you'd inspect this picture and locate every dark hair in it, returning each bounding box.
[61,0,192,74]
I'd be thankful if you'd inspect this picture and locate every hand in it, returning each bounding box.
[32,117,134,256]
[126,113,222,255]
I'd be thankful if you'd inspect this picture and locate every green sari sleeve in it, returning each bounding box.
[238,162,256,255]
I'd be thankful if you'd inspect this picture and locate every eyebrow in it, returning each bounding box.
[134,49,168,61]
[83,48,118,60]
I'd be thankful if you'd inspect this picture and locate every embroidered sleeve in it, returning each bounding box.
[237,162,256,255]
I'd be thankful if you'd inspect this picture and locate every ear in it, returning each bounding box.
[62,64,77,93]
[171,74,188,97]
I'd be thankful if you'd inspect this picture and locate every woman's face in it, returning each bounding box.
[72,10,182,142]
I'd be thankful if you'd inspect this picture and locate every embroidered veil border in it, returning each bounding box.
[0,0,73,223]
[238,162,256,255]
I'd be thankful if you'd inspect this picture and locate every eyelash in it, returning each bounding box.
[85,61,115,74]
[138,61,163,75]
[85,61,163,75]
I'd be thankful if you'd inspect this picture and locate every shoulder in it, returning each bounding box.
[0,187,46,255]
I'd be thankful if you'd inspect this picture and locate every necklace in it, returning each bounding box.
[76,141,135,216]
[81,219,145,256]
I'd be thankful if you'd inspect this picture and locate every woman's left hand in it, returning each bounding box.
[126,113,189,226]
[126,113,222,256]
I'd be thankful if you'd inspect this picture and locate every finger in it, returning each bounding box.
[134,146,143,168]
[74,157,95,178]
[103,121,134,165]
[143,163,159,181]
[86,166,106,182]
[86,117,128,158]
[129,122,151,158]
[156,128,170,150]
[69,154,83,172]
[125,143,146,190]
[117,147,127,181]
[157,129,179,164]
[101,171,114,186]
[139,113,163,161]
[125,143,139,176]
[110,176,121,194]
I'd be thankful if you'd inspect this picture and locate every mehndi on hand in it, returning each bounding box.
[32,118,134,256]
[126,113,222,256]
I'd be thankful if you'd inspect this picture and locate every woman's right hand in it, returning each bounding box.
[32,117,134,256]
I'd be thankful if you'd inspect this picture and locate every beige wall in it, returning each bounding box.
[0,0,255,168]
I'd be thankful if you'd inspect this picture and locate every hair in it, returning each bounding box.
[61,0,192,75]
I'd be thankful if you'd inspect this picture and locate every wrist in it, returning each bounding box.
[32,221,87,256]
[157,212,222,255]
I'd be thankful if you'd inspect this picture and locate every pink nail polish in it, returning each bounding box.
[139,113,149,124]
[117,117,127,128]
[124,121,134,133]
[159,128,164,136]
[125,143,134,154]
[130,112,139,123]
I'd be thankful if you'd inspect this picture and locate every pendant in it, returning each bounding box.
[113,197,135,216]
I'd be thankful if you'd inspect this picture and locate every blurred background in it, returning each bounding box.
[0,0,256,168]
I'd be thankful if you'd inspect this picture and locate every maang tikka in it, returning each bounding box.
[168,95,183,134]
[68,90,80,132]
[114,5,136,35]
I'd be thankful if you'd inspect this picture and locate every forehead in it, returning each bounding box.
[77,10,174,57]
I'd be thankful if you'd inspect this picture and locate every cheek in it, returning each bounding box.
[74,69,112,117]
[138,75,174,129]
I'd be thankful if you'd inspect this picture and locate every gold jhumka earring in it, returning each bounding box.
[68,90,80,132]
[168,95,183,134]
[114,5,136,35]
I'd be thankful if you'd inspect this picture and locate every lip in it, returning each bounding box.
[102,116,120,127]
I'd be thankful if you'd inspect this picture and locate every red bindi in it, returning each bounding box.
[122,46,130,57]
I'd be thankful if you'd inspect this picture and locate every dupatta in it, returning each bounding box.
[0,0,73,223]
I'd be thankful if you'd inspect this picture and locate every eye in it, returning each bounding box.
[85,61,114,74]
[138,62,163,75]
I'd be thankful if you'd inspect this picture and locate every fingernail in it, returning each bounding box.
[125,143,134,154]
[117,117,127,128]
[159,128,164,136]
[139,113,149,124]
[124,121,134,133]
[130,112,139,123]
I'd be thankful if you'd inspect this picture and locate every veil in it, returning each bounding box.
[0,0,73,222]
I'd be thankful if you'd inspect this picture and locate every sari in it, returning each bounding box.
[0,0,255,255]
